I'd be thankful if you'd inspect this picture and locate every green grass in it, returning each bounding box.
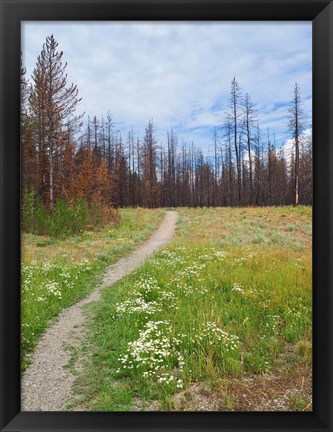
[70,207,312,411]
[21,208,165,371]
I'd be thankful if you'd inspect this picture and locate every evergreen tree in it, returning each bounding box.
[29,34,82,210]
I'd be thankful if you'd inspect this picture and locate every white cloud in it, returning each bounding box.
[282,128,312,160]
[21,21,312,151]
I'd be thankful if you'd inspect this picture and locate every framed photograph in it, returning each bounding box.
[1,0,332,431]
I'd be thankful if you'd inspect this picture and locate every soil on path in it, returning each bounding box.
[21,211,179,411]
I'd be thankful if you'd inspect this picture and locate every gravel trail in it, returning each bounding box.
[21,211,179,411]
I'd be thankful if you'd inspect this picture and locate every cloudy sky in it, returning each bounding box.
[22,21,312,153]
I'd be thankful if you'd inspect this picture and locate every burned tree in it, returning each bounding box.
[288,82,304,207]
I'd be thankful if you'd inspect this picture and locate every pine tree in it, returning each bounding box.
[29,34,82,210]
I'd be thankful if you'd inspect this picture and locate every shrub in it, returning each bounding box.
[22,191,49,234]
[22,191,120,237]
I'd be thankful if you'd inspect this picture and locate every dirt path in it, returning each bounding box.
[21,211,179,411]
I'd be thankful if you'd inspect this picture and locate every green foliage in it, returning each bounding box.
[21,258,100,371]
[22,191,49,234]
[21,208,166,371]
[70,208,312,411]
[22,191,118,238]
[49,197,87,237]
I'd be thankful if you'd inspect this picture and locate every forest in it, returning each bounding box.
[21,35,312,233]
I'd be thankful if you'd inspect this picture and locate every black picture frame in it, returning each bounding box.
[0,0,332,431]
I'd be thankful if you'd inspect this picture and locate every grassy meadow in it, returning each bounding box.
[67,206,312,411]
[21,208,165,370]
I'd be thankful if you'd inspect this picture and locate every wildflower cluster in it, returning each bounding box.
[265,313,282,334]
[213,250,228,261]
[232,282,245,293]
[283,306,309,340]
[152,247,227,274]
[170,278,208,297]
[77,258,92,271]
[44,281,62,298]
[195,322,240,352]
[22,260,91,299]
[151,250,186,269]
[234,257,246,264]
[42,260,52,271]
[176,264,206,278]
[116,297,163,316]
[21,266,34,293]
[117,320,184,389]
[198,248,227,263]
[226,281,257,298]
[135,276,161,300]
[21,258,96,354]
[197,254,214,262]
[286,307,301,318]
[115,276,177,316]
[161,247,229,298]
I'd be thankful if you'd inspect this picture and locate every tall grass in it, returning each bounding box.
[71,207,312,411]
[21,208,165,370]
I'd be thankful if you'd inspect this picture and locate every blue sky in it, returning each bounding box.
[22,21,312,153]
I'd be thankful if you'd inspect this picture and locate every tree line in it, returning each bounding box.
[21,34,312,215]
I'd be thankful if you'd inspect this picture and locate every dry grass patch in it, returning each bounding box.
[176,207,311,250]
[22,208,165,265]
